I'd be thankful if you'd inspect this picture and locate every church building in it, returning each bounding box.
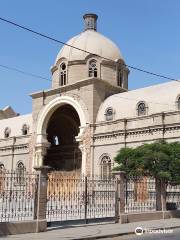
[1,13,180,177]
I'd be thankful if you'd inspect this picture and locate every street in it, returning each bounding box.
[1,219,180,240]
[103,227,180,240]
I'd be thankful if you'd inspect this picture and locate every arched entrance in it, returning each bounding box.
[44,104,82,171]
[34,96,89,175]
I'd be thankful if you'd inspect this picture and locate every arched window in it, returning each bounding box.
[100,155,112,179]
[60,62,67,86]
[0,164,5,172]
[89,60,97,77]
[22,124,29,135]
[4,127,11,138]
[16,162,25,185]
[105,107,113,121]
[177,96,180,110]
[137,102,147,116]
[117,70,123,87]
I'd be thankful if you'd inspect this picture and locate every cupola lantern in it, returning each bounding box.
[83,13,98,31]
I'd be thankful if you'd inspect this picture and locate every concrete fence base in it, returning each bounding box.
[0,220,47,236]
[120,210,180,224]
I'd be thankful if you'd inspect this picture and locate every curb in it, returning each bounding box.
[72,225,180,240]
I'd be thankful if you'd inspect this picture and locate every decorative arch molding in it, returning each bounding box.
[55,57,68,67]
[36,96,88,143]
[34,96,89,169]
[99,153,112,164]
[84,54,102,62]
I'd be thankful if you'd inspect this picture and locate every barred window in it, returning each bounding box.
[89,60,97,77]
[60,62,67,86]
[4,127,11,138]
[137,102,147,116]
[22,124,29,135]
[105,107,113,121]
[16,162,26,185]
[100,155,112,179]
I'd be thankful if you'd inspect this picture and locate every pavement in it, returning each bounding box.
[1,218,180,240]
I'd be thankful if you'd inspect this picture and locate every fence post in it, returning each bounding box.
[84,176,88,224]
[156,178,162,210]
[34,166,50,232]
[155,179,167,212]
[161,181,167,215]
[113,171,125,223]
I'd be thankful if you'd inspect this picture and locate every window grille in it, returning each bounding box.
[16,162,26,185]
[105,107,113,121]
[137,102,146,116]
[100,155,112,179]
[89,60,97,77]
[60,63,67,86]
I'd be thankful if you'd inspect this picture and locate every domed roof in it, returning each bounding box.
[55,14,123,64]
[96,81,180,122]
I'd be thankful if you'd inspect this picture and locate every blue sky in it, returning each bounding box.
[0,0,180,114]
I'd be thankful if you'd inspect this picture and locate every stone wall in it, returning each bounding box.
[93,111,180,175]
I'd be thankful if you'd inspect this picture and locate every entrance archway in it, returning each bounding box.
[34,96,89,174]
[44,104,82,171]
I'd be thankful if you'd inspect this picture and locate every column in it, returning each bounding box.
[33,134,50,168]
[34,166,51,232]
[113,171,126,223]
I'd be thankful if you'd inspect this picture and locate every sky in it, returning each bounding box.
[0,0,180,114]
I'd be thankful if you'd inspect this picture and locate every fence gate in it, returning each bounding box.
[46,172,117,224]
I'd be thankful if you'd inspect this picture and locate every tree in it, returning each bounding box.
[114,141,180,185]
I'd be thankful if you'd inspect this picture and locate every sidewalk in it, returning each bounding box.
[1,218,180,240]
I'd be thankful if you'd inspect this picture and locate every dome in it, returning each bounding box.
[55,14,123,64]
[96,81,180,122]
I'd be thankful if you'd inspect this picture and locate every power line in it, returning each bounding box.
[0,16,179,83]
[0,64,51,82]
[0,16,179,111]
[0,61,177,109]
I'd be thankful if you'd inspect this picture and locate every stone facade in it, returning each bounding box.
[0,13,180,176]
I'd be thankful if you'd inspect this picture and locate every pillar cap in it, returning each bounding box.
[34,165,52,172]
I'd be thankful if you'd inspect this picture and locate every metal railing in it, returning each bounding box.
[124,176,180,213]
[1,169,180,224]
[46,172,117,222]
[0,170,38,222]
[166,184,180,210]
[124,176,156,213]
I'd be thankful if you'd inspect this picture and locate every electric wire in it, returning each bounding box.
[0,64,51,82]
[0,16,179,82]
[0,16,179,111]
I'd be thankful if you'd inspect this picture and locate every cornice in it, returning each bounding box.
[30,78,124,99]
[94,124,180,141]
